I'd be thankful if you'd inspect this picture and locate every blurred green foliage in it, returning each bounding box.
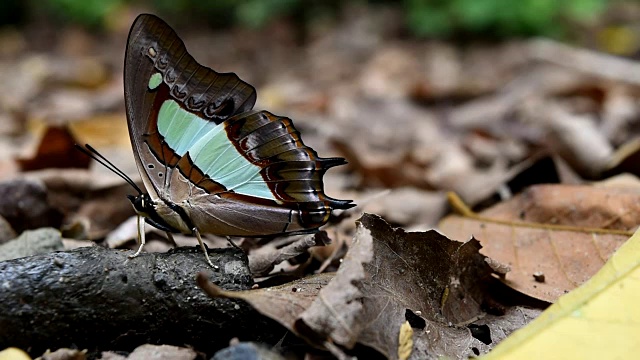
[405,0,610,38]
[43,0,125,29]
[28,0,611,38]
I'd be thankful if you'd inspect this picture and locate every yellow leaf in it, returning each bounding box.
[398,321,413,360]
[0,348,30,360]
[483,227,640,359]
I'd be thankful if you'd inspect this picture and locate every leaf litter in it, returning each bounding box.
[4,3,640,358]
[200,214,542,359]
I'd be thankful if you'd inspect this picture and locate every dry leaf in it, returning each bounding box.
[439,184,638,302]
[0,215,16,244]
[352,214,499,359]
[17,125,90,171]
[484,227,640,360]
[294,218,373,348]
[198,272,333,334]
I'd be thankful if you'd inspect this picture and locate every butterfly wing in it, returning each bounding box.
[124,14,256,199]
[169,110,354,235]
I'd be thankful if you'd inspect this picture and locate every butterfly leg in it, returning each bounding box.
[130,215,146,258]
[193,227,218,269]
[226,236,241,249]
[165,232,178,248]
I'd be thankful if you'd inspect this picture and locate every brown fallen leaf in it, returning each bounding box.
[17,125,90,171]
[439,185,638,302]
[197,272,333,334]
[348,214,505,359]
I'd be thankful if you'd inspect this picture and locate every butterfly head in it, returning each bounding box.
[127,193,154,218]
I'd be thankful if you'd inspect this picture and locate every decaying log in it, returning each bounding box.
[0,246,282,357]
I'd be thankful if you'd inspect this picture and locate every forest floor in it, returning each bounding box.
[0,4,640,360]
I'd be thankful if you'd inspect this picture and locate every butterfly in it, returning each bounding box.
[78,14,354,268]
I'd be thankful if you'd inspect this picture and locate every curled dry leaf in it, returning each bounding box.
[248,232,330,277]
[350,214,503,359]
[294,218,374,348]
[440,184,638,302]
[105,215,140,248]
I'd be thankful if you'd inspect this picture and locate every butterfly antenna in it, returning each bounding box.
[75,144,143,194]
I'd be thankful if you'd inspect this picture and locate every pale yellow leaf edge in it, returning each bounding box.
[482,226,640,359]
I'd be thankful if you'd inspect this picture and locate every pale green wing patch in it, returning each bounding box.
[148,72,163,90]
[157,100,219,156]
[156,99,275,200]
[189,127,276,201]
